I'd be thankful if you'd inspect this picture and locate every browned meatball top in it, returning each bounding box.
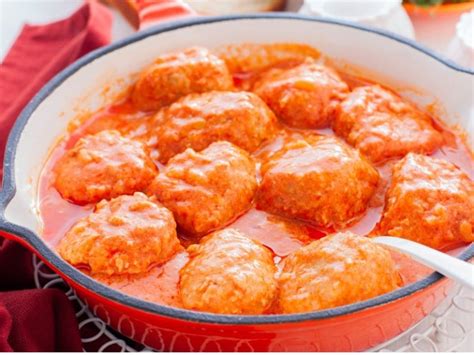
[375,153,474,249]
[131,47,234,112]
[58,193,181,276]
[214,43,321,90]
[253,60,349,129]
[257,135,379,228]
[279,232,401,313]
[54,130,157,205]
[148,141,258,236]
[149,90,278,163]
[179,228,277,314]
[333,85,442,163]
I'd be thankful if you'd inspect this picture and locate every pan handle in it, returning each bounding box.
[0,210,36,250]
[0,178,33,247]
[137,0,197,30]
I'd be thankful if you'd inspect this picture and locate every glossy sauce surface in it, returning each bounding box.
[38,46,473,309]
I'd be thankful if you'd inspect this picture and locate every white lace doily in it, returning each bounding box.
[32,254,474,352]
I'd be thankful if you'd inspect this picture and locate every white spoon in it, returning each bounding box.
[373,236,474,290]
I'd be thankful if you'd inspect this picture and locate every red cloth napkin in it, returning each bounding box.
[0,0,112,351]
[0,289,83,352]
[0,0,112,182]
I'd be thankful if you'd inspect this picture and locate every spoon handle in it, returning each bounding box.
[373,237,474,290]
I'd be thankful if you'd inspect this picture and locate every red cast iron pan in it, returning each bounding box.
[0,14,473,351]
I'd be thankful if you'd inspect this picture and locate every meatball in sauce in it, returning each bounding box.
[149,90,278,163]
[215,42,321,90]
[148,141,258,237]
[279,232,401,313]
[257,135,379,228]
[253,60,349,129]
[333,85,443,164]
[131,47,233,112]
[58,193,181,276]
[54,130,157,205]
[179,229,277,315]
[375,153,474,250]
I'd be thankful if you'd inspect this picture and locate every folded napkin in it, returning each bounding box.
[0,289,83,352]
[0,0,112,183]
[0,0,112,351]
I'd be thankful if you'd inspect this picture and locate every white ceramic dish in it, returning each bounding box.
[300,0,415,39]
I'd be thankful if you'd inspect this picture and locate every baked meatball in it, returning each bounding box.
[253,60,349,128]
[279,232,401,313]
[150,91,278,163]
[148,141,258,236]
[215,43,321,74]
[375,153,474,249]
[257,135,379,228]
[214,43,321,90]
[333,85,443,163]
[54,130,157,205]
[179,229,277,314]
[58,193,181,276]
[131,47,234,111]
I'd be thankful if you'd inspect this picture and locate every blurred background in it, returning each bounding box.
[1,0,473,67]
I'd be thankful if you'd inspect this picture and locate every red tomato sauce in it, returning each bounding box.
[38,58,473,308]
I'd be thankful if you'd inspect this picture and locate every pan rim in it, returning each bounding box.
[1,13,473,325]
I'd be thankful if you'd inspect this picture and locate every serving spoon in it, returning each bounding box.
[373,237,474,290]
